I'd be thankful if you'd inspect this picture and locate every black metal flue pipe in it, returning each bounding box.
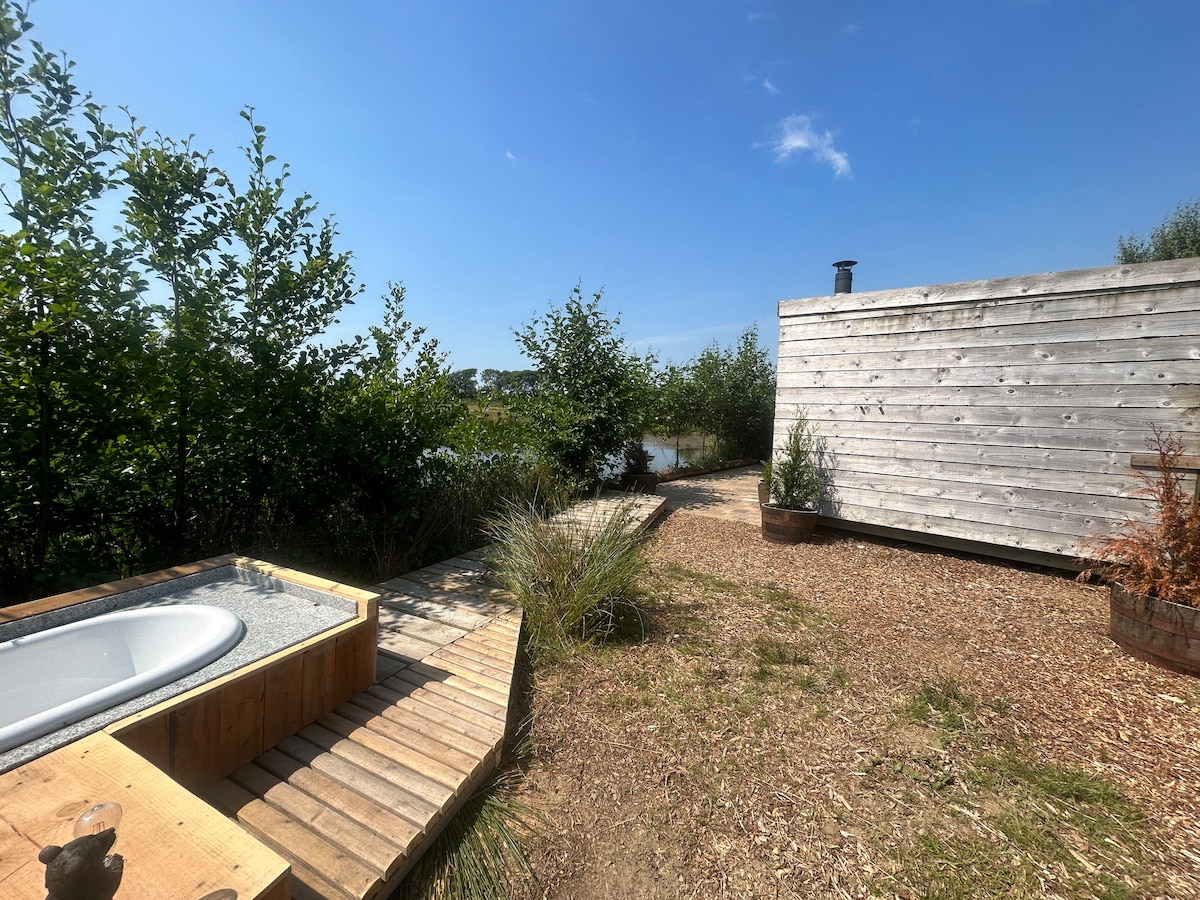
[833,259,857,294]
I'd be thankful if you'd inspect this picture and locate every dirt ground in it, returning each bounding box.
[512,511,1200,899]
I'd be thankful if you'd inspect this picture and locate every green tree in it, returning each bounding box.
[654,363,701,467]
[119,128,230,555]
[514,284,653,486]
[691,326,776,460]
[0,0,534,600]
[480,367,540,398]
[1117,199,1200,263]
[321,283,464,575]
[0,0,149,596]
[206,110,364,547]
[447,367,478,399]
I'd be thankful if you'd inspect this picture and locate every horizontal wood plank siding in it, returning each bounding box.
[775,260,1200,560]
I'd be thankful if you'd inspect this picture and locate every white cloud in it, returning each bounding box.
[504,150,517,162]
[761,114,851,178]
[763,77,781,95]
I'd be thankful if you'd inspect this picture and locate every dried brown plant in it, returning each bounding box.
[1079,428,1200,607]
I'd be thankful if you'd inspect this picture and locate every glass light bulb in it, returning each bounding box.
[72,801,123,837]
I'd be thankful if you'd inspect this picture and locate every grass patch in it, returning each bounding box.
[902,675,978,733]
[750,635,815,685]
[485,497,649,664]
[751,635,813,667]
[882,680,1156,899]
[886,755,1156,899]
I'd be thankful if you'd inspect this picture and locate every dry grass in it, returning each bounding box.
[513,511,1200,899]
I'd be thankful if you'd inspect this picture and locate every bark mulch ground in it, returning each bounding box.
[513,510,1200,899]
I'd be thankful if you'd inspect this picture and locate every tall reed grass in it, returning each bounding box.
[485,495,649,662]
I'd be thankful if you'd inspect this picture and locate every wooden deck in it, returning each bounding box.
[201,491,666,900]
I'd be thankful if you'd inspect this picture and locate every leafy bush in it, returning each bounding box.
[621,439,653,474]
[0,2,523,601]
[485,497,648,662]
[689,326,776,460]
[1079,428,1200,606]
[1117,199,1200,263]
[513,284,655,488]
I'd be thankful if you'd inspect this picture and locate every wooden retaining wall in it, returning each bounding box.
[110,614,377,789]
[775,259,1200,563]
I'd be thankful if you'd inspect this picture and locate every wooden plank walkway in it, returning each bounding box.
[200,491,665,900]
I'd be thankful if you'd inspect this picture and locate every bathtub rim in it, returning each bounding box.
[0,553,378,626]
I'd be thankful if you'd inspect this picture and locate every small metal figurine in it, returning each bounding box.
[38,827,124,900]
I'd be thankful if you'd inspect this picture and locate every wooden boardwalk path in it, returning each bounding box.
[202,491,666,900]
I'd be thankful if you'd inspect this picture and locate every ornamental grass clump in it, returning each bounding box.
[485,497,648,662]
[395,723,538,900]
[1079,428,1200,607]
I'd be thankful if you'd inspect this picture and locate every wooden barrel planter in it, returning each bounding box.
[620,472,659,494]
[1110,584,1200,677]
[760,504,818,544]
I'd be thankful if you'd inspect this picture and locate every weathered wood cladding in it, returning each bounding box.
[775,259,1200,561]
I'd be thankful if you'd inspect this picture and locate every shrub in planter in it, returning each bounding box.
[1079,428,1200,676]
[619,439,658,493]
[761,413,824,544]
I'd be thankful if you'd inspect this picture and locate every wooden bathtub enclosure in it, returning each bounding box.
[1,554,379,788]
[775,259,1200,563]
[107,558,379,788]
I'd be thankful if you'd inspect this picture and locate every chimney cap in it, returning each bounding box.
[832,260,858,270]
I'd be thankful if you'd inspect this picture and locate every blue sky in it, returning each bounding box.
[23,0,1200,371]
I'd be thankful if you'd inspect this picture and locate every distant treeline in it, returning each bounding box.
[447,368,540,399]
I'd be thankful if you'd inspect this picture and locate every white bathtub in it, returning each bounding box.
[0,605,245,754]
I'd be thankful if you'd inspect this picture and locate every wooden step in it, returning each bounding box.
[204,497,657,899]
[203,778,382,900]
[210,610,523,900]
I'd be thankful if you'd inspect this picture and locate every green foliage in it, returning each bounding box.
[653,362,700,452]
[620,438,653,474]
[513,284,654,487]
[691,326,776,460]
[0,2,530,601]
[768,411,823,510]
[669,326,775,461]
[485,497,648,663]
[118,127,230,556]
[479,367,539,398]
[0,0,151,595]
[1117,198,1200,263]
